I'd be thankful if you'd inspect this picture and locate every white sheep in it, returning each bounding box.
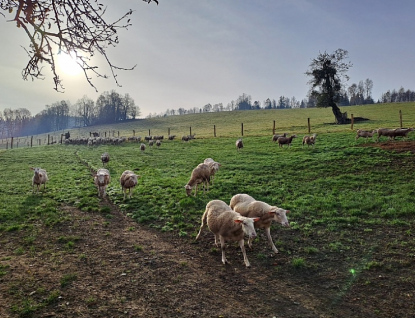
[196,200,259,267]
[236,138,243,151]
[302,133,317,147]
[101,152,110,166]
[277,134,297,148]
[30,167,49,193]
[94,168,110,198]
[203,158,221,185]
[120,170,140,200]
[229,194,290,254]
[184,163,211,196]
[355,129,376,140]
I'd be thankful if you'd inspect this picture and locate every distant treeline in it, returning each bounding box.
[1,85,414,138]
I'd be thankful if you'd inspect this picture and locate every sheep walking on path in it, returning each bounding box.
[230,194,290,254]
[101,152,110,166]
[185,163,211,196]
[236,138,243,151]
[120,170,140,200]
[31,167,48,193]
[94,168,110,198]
[196,200,259,267]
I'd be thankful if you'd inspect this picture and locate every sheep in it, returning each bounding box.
[101,152,110,166]
[94,168,110,198]
[355,129,377,140]
[30,167,48,193]
[120,170,140,200]
[168,135,176,140]
[184,163,211,196]
[236,138,243,151]
[148,140,154,146]
[182,135,190,142]
[391,127,414,140]
[156,140,161,148]
[196,200,260,267]
[277,134,297,148]
[229,194,290,254]
[302,133,317,147]
[272,133,287,142]
[203,158,221,185]
[140,143,146,152]
[376,128,396,141]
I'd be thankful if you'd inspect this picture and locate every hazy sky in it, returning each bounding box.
[1,0,414,117]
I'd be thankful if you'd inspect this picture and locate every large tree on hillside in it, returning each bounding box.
[306,49,353,124]
[0,0,158,91]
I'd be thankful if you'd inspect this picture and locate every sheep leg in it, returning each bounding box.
[220,236,228,265]
[247,237,253,249]
[195,212,207,240]
[239,239,251,267]
[265,227,279,253]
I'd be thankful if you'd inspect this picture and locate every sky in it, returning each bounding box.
[1,0,415,118]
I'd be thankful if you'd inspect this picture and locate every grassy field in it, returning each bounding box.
[1,102,415,317]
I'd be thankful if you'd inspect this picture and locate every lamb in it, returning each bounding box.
[236,138,243,151]
[229,194,290,254]
[101,152,110,166]
[156,140,161,147]
[277,134,297,148]
[272,133,287,142]
[196,200,259,267]
[140,143,146,152]
[94,168,110,198]
[302,133,317,147]
[120,170,140,200]
[355,129,377,140]
[30,167,49,193]
[184,163,211,196]
[203,158,221,185]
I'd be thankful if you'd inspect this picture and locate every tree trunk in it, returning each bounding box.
[331,104,349,124]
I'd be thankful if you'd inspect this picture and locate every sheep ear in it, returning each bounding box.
[253,217,260,222]
[234,219,243,224]
[268,211,276,215]
[30,167,34,170]
[286,210,290,213]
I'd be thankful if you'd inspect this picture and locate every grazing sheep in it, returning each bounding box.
[302,133,317,147]
[168,135,176,140]
[156,140,161,148]
[148,140,154,146]
[236,138,243,151]
[182,135,190,142]
[185,163,211,196]
[391,127,414,139]
[376,128,396,141]
[101,152,110,166]
[229,194,290,254]
[277,134,297,148]
[94,168,110,198]
[30,167,49,193]
[203,158,221,185]
[272,133,287,142]
[196,200,259,267]
[140,143,146,152]
[120,170,140,200]
[355,129,377,140]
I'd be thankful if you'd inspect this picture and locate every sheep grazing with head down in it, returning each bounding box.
[230,194,290,254]
[196,200,260,267]
[277,134,297,148]
[120,170,140,200]
[302,133,317,147]
[101,152,110,166]
[94,168,110,198]
[30,167,49,193]
[185,163,211,196]
[203,158,221,185]
[236,138,243,151]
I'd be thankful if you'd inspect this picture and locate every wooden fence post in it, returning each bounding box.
[133,130,135,136]
[351,114,354,130]
[47,134,50,145]
[214,125,216,137]
[307,118,311,134]
[273,120,276,135]
[31,136,33,148]
[399,110,403,128]
[168,128,170,136]
[11,137,13,149]
[241,123,244,136]
[190,127,192,136]
[148,129,151,136]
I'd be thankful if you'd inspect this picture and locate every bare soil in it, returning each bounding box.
[1,141,415,318]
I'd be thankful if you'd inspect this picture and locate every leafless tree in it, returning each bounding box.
[0,0,158,91]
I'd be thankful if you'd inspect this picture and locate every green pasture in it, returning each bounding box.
[1,102,415,236]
